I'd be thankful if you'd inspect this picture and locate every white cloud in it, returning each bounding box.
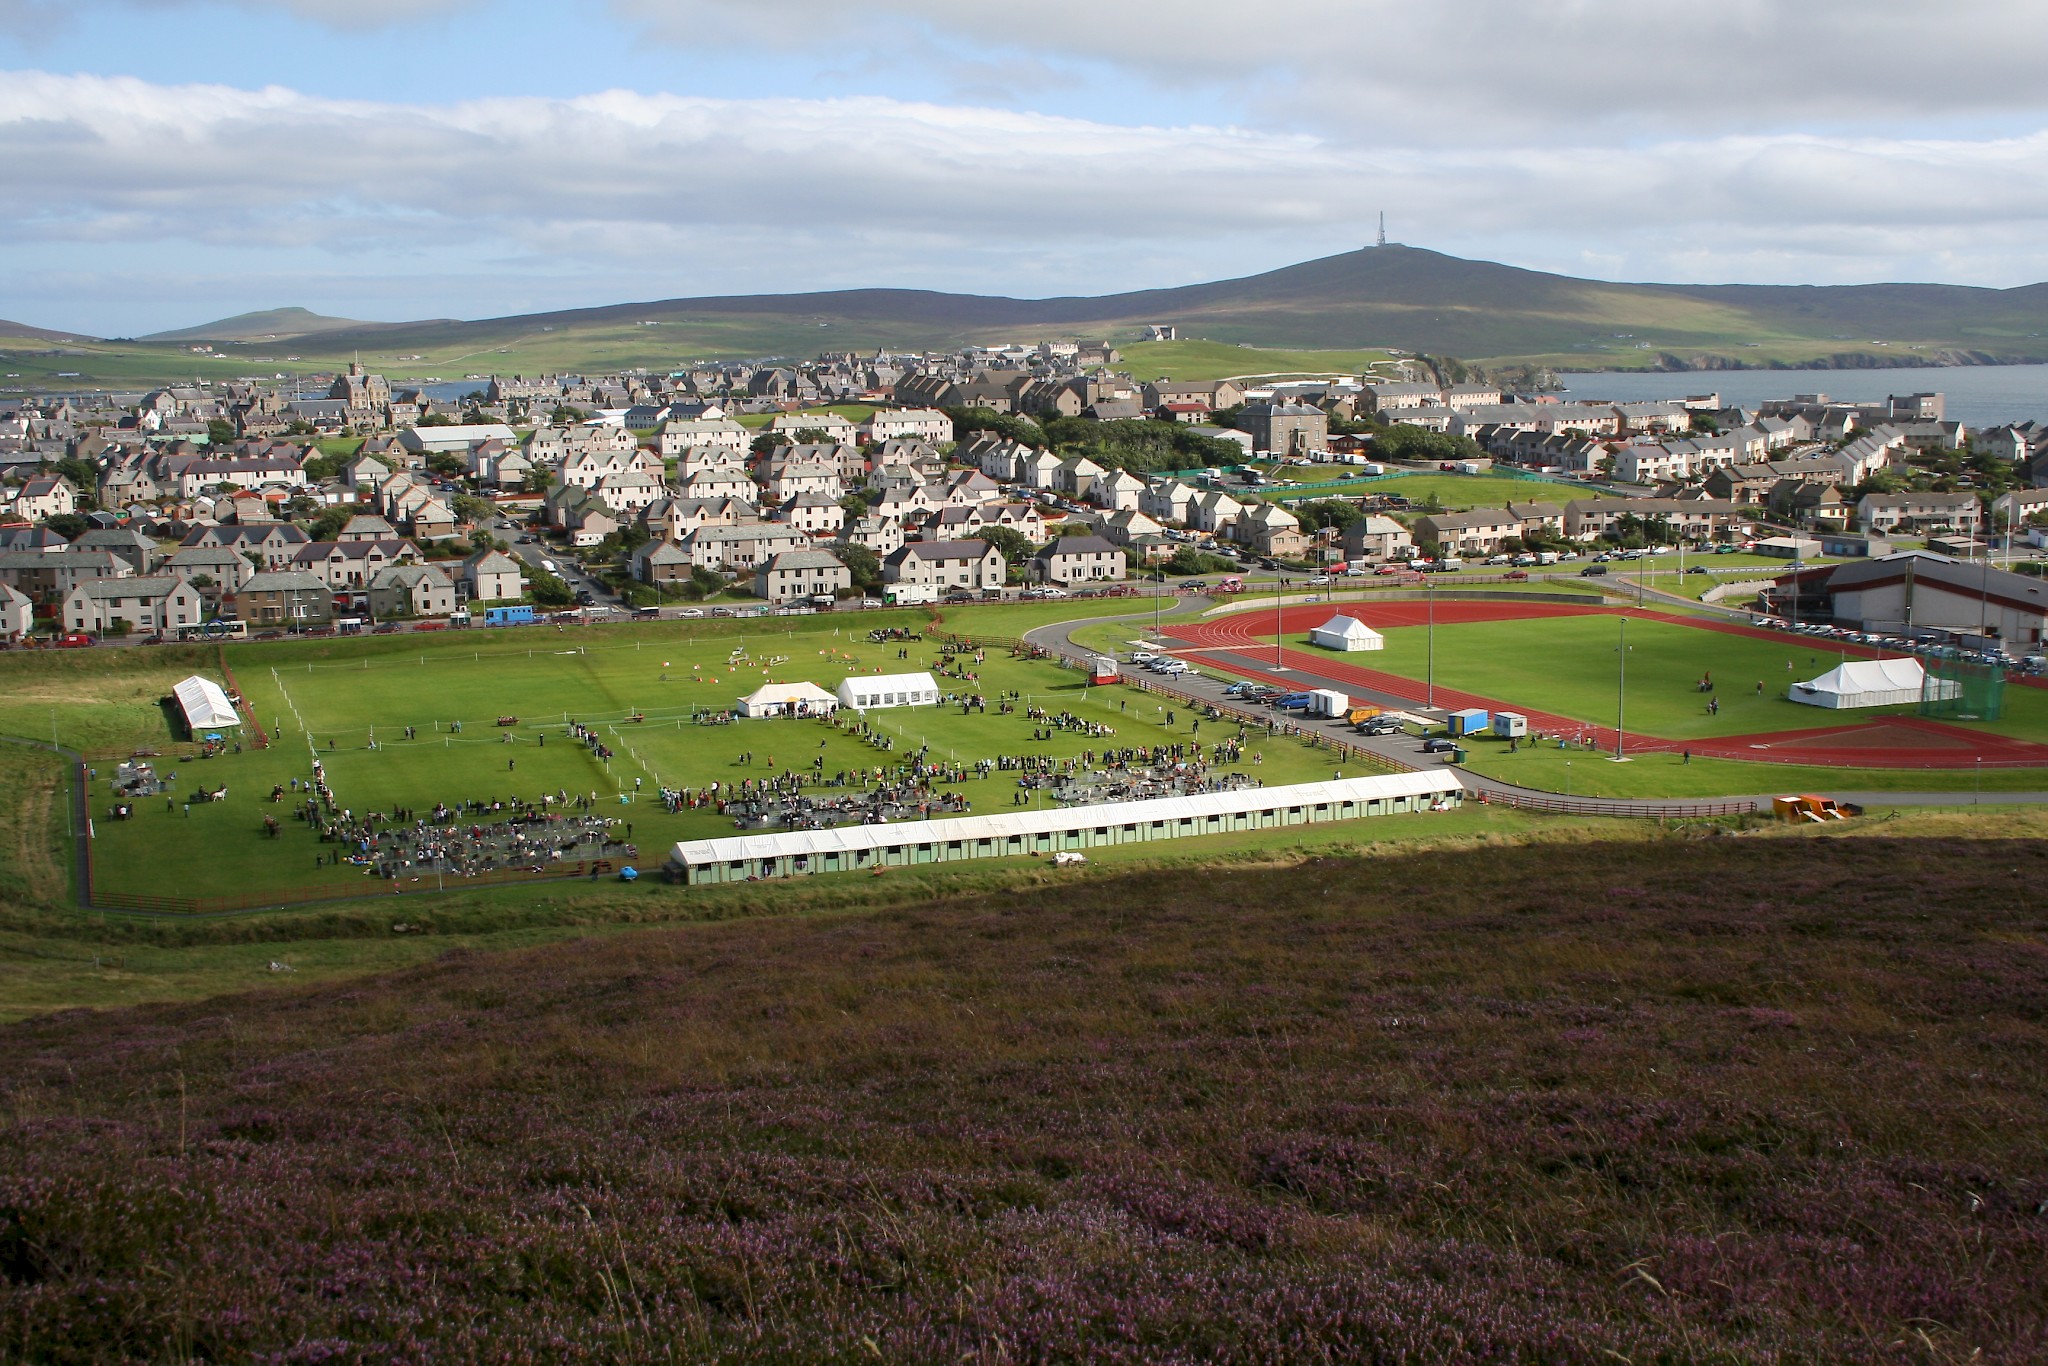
[608,0,2048,140]
[6,71,2048,333]
[0,0,472,33]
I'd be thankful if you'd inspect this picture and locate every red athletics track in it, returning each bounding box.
[1165,602,2048,769]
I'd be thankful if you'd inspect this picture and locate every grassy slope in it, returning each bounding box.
[1118,341,1400,383]
[14,247,2047,388]
[1,812,2043,1360]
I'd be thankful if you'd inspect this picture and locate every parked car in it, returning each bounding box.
[1581,565,1609,577]
[1420,737,1458,754]
[675,607,706,618]
[1356,717,1402,736]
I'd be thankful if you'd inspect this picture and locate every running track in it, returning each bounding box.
[1165,602,2048,770]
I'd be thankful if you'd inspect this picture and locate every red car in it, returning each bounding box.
[53,632,94,648]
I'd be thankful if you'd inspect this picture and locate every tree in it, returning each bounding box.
[205,418,237,446]
[310,507,351,542]
[750,431,792,458]
[690,565,725,598]
[526,564,573,606]
[427,452,466,479]
[523,467,553,495]
[977,526,1035,565]
[44,513,87,540]
[833,543,881,594]
[1165,547,1237,576]
[550,406,587,426]
[942,407,1045,449]
[468,526,498,556]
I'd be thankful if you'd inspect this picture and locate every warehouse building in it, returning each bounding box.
[667,772,1464,884]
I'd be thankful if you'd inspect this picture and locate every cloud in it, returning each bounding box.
[6,70,2048,334]
[0,0,472,37]
[607,0,2048,140]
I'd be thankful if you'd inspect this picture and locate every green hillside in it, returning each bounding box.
[12,246,2048,389]
[141,306,389,342]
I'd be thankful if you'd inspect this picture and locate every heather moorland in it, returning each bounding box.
[3,816,2044,1363]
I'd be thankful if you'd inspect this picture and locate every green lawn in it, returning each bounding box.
[83,613,1344,900]
[1336,473,1588,509]
[1118,341,1398,383]
[1333,614,2048,744]
[732,405,876,431]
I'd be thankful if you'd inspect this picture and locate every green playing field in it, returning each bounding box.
[86,613,1343,901]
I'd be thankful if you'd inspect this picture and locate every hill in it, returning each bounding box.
[282,245,2048,373]
[1,823,2042,1360]
[0,318,97,344]
[141,306,388,342]
[15,246,2048,386]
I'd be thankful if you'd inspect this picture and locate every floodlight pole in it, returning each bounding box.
[1426,574,1436,708]
[1615,616,1627,761]
[1275,580,1283,668]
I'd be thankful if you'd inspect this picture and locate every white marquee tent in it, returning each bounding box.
[1789,657,1956,709]
[836,671,941,711]
[736,681,839,719]
[1309,615,1385,652]
[172,674,241,732]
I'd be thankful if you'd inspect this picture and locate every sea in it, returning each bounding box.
[1558,364,2048,428]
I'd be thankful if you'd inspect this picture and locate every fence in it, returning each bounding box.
[1476,792,1758,819]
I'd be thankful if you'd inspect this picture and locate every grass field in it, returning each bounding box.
[82,609,1353,901]
[1336,613,2048,744]
[731,404,875,430]
[1118,340,1399,382]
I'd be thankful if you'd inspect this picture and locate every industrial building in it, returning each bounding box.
[666,772,1465,884]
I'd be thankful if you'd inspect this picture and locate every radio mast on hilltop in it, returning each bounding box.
[1377,212,1388,248]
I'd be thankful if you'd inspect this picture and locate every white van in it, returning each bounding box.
[539,558,559,575]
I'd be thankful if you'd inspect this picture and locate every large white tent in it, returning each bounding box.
[836,671,941,711]
[1789,657,1956,709]
[736,681,839,719]
[172,675,241,732]
[669,772,1465,883]
[1309,615,1385,652]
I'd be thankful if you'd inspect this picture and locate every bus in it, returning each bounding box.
[175,619,249,642]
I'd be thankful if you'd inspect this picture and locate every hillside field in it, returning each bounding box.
[2,815,2044,1360]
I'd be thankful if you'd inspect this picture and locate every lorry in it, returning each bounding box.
[883,584,938,606]
[484,605,537,627]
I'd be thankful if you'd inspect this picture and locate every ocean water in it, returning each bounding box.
[1558,364,2048,428]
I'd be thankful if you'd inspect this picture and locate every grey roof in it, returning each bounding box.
[761,550,847,573]
[71,575,185,600]
[241,571,329,592]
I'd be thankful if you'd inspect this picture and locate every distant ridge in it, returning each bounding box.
[143,306,389,343]
[0,318,98,344]
[290,246,2048,367]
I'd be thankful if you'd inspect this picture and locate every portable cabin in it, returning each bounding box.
[1446,708,1490,737]
[1493,711,1528,738]
[1088,656,1121,686]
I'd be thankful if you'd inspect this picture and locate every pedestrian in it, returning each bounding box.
[1683,748,1691,764]
[182,803,189,817]
[1756,680,1764,695]
[508,758,515,771]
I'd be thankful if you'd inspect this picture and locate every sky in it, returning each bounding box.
[5,0,2048,335]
